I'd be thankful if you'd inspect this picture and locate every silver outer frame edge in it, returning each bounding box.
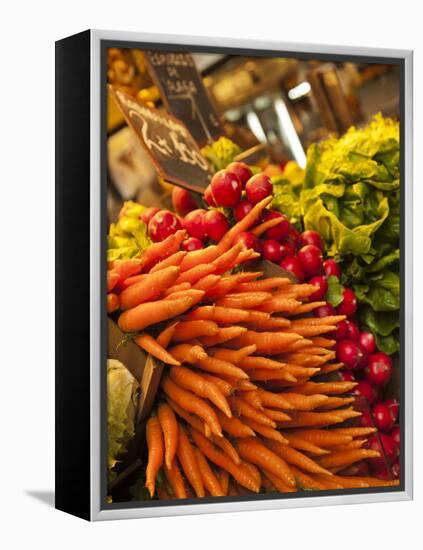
[89,29,413,521]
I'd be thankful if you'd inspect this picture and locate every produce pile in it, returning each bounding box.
[107,190,399,499]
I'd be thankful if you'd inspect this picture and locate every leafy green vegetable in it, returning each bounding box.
[201,137,242,171]
[107,359,139,482]
[107,201,151,262]
[326,276,344,307]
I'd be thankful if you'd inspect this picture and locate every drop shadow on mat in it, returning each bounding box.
[26,490,55,508]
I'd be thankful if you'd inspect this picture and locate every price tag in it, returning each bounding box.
[110,87,212,193]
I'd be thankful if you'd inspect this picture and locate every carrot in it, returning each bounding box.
[277,411,344,428]
[331,440,367,452]
[199,373,233,396]
[345,477,400,488]
[194,448,224,497]
[216,292,272,310]
[179,245,219,272]
[252,217,284,237]
[230,396,275,427]
[118,296,193,332]
[239,356,290,373]
[149,250,187,273]
[158,403,179,469]
[165,398,239,463]
[192,274,220,292]
[311,337,336,348]
[145,417,164,497]
[317,397,355,410]
[176,425,205,497]
[234,277,291,293]
[310,474,344,490]
[169,366,232,418]
[241,417,287,443]
[186,305,250,324]
[107,271,120,292]
[111,258,144,283]
[317,449,381,469]
[247,368,297,383]
[258,297,301,314]
[164,460,187,498]
[291,315,346,328]
[323,474,370,489]
[195,355,249,380]
[120,273,147,288]
[163,282,191,297]
[245,317,291,331]
[161,376,222,437]
[218,470,230,495]
[281,432,329,456]
[171,320,219,342]
[212,243,243,274]
[262,408,292,422]
[241,461,261,488]
[242,391,264,411]
[289,301,326,315]
[163,288,205,305]
[280,393,329,411]
[141,230,186,271]
[214,409,256,438]
[256,387,294,410]
[227,249,261,272]
[209,345,257,365]
[217,196,273,252]
[234,271,264,283]
[156,322,178,348]
[235,380,258,391]
[199,326,248,347]
[263,469,297,493]
[168,343,207,364]
[230,331,303,355]
[176,263,216,285]
[282,324,336,337]
[190,429,260,492]
[291,429,353,448]
[237,438,296,487]
[294,381,358,395]
[107,293,119,313]
[265,439,333,476]
[134,333,181,365]
[319,362,344,375]
[329,408,362,422]
[333,427,377,437]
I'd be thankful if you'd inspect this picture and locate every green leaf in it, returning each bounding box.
[326,276,344,307]
[375,332,400,355]
[359,306,400,336]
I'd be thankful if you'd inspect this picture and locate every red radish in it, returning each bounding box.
[262,211,290,241]
[338,370,355,382]
[336,287,357,317]
[171,187,197,216]
[354,380,378,404]
[210,170,242,207]
[344,320,360,341]
[336,340,366,370]
[182,209,207,240]
[355,460,370,476]
[365,352,393,386]
[279,256,305,283]
[226,161,253,186]
[288,226,302,249]
[203,210,230,242]
[314,304,336,318]
[204,185,216,207]
[389,425,400,449]
[182,237,203,252]
[333,320,348,341]
[234,231,262,253]
[373,463,392,480]
[279,241,296,258]
[391,460,400,479]
[140,206,159,225]
[323,259,341,278]
[385,398,399,422]
[300,230,324,251]
[148,210,182,242]
[308,275,328,301]
[262,239,283,263]
[359,331,376,354]
[245,173,272,204]
[234,200,253,221]
[367,433,398,467]
[372,402,396,432]
[297,244,322,277]
[360,409,374,428]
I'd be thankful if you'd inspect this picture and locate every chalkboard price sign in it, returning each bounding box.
[110,87,213,193]
[145,51,223,146]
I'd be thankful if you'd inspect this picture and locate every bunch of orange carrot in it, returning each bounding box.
[106,196,398,499]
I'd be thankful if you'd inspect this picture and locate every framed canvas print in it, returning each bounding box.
[55,30,413,521]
